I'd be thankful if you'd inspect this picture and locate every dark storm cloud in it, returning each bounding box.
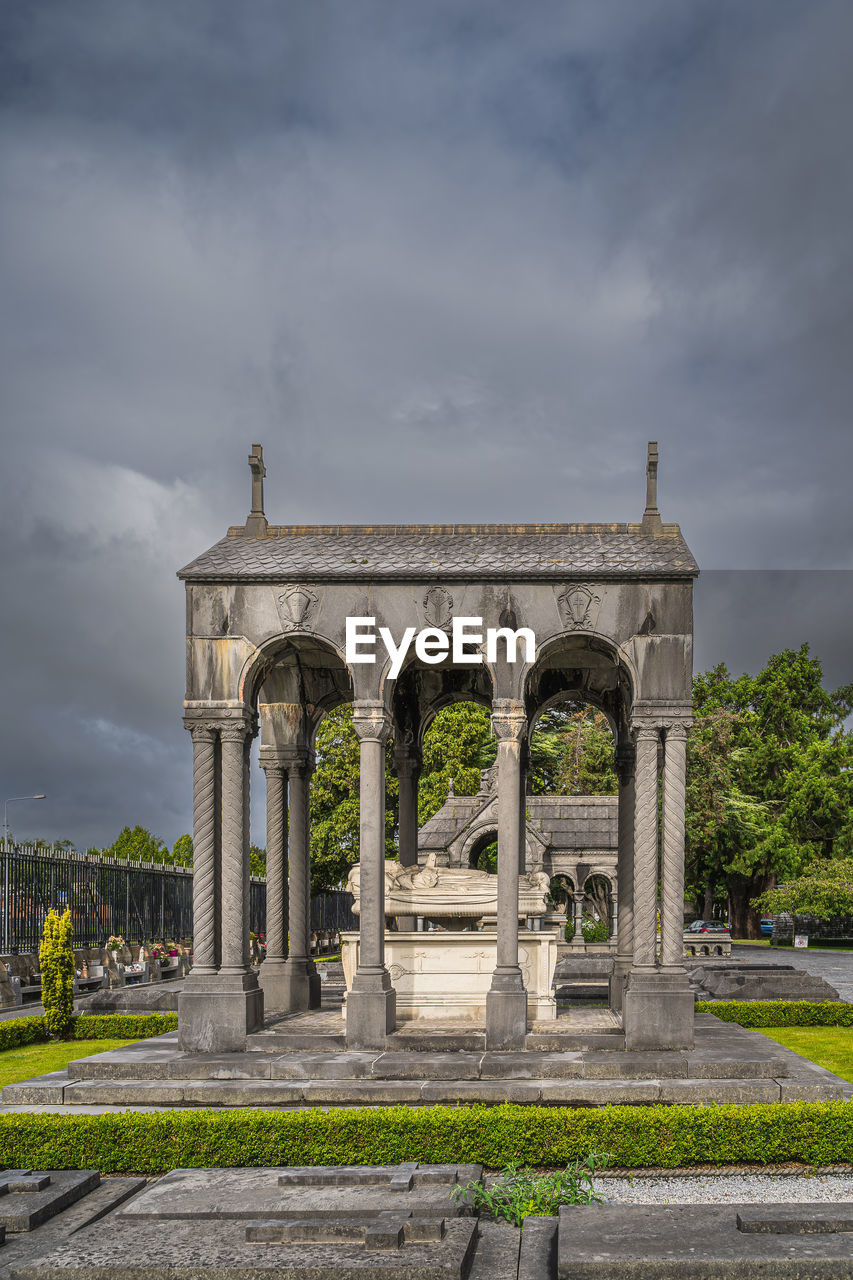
[1,1,851,848]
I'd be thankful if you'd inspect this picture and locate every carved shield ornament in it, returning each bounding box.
[557,584,601,631]
[422,585,454,631]
[276,584,318,631]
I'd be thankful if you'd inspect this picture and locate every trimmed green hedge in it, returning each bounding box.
[697,1000,853,1028]
[0,1102,851,1173]
[0,1013,177,1052]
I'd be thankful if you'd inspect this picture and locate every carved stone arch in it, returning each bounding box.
[239,630,353,712]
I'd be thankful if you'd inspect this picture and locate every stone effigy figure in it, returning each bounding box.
[346,852,550,923]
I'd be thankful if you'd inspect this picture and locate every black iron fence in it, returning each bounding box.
[1,843,353,953]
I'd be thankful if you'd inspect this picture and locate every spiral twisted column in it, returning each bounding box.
[242,734,252,970]
[614,745,636,964]
[188,723,217,976]
[219,724,250,974]
[260,758,288,963]
[631,725,660,971]
[661,723,689,969]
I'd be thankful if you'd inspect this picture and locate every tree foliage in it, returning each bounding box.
[529,706,616,796]
[418,703,495,825]
[686,646,853,937]
[39,907,75,1038]
[754,858,853,921]
[309,705,397,893]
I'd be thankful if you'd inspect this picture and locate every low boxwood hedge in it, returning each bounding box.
[0,1013,177,1052]
[0,1101,851,1174]
[696,1000,853,1028]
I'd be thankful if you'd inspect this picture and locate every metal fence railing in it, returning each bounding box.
[1,842,353,953]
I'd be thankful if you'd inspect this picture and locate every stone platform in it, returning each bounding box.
[3,1013,848,1111]
[7,1165,853,1279]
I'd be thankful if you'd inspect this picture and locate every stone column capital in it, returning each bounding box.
[184,703,257,736]
[663,721,691,741]
[491,699,528,743]
[631,721,661,743]
[187,722,218,744]
[260,745,314,774]
[352,700,393,744]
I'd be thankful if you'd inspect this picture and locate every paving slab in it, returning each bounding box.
[371,1053,484,1081]
[420,1080,541,1105]
[518,1218,557,1280]
[557,1202,853,1277]
[583,1053,687,1080]
[10,1216,480,1279]
[269,1052,379,1081]
[1,1070,70,1104]
[657,1078,782,1105]
[0,1178,146,1276]
[114,1165,481,1222]
[0,1171,100,1232]
[467,1221,520,1280]
[479,1053,583,1080]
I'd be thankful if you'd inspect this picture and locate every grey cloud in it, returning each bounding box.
[1,1,851,847]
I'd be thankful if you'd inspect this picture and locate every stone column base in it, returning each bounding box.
[257,958,291,1013]
[178,973,263,1053]
[486,988,528,1050]
[346,983,396,1049]
[623,969,694,1050]
[307,960,322,1009]
[276,958,312,1012]
[609,957,632,1014]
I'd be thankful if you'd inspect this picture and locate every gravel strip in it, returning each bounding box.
[596,1173,853,1204]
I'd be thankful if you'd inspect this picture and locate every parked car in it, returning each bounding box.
[760,917,774,936]
[685,920,730,933]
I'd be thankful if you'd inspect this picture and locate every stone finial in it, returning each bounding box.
[245,443,268,536]
[642,440,662,534]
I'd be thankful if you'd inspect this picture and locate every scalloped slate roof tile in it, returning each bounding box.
[178,522,698,581]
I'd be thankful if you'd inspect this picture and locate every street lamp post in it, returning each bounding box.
[2,794,46,953]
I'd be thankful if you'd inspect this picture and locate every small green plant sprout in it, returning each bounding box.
[39,907,75,1039]
[451,1155,605,1227]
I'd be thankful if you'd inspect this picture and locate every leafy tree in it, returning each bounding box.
[687,646,853,938]
[529,705,616,796]
[40,907,75,1038]
[418,703,495,825]
[171,833,194,867]
[309,706,397,893]
[100,825,170,864]
[754,857,853,920]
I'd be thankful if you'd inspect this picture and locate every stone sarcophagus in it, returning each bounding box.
[342,856,557,1021]
[345,855,552,926]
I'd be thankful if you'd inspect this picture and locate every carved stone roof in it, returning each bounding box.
[178,522,698,582]
[418,792,618,854]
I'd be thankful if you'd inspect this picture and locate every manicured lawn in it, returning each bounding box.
[759,1027,853,1083]
[0,1039,137,1088]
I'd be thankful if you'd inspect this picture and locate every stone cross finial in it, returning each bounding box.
[245,443,268,536]
[642,441,662,533]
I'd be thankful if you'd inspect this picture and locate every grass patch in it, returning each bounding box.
[758,1027,853,1084]
[0,1039,138,1088]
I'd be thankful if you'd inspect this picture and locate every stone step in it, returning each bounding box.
[246,1031,348,1053]
[4,1071,834,1110]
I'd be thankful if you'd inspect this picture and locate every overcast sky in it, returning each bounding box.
[1,1,851,851]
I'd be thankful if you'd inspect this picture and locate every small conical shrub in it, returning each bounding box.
[39,907,75,1038]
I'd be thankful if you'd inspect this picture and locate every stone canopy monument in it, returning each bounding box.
[177,441,697,1054]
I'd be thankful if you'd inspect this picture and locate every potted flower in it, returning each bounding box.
[106,934,125,962]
